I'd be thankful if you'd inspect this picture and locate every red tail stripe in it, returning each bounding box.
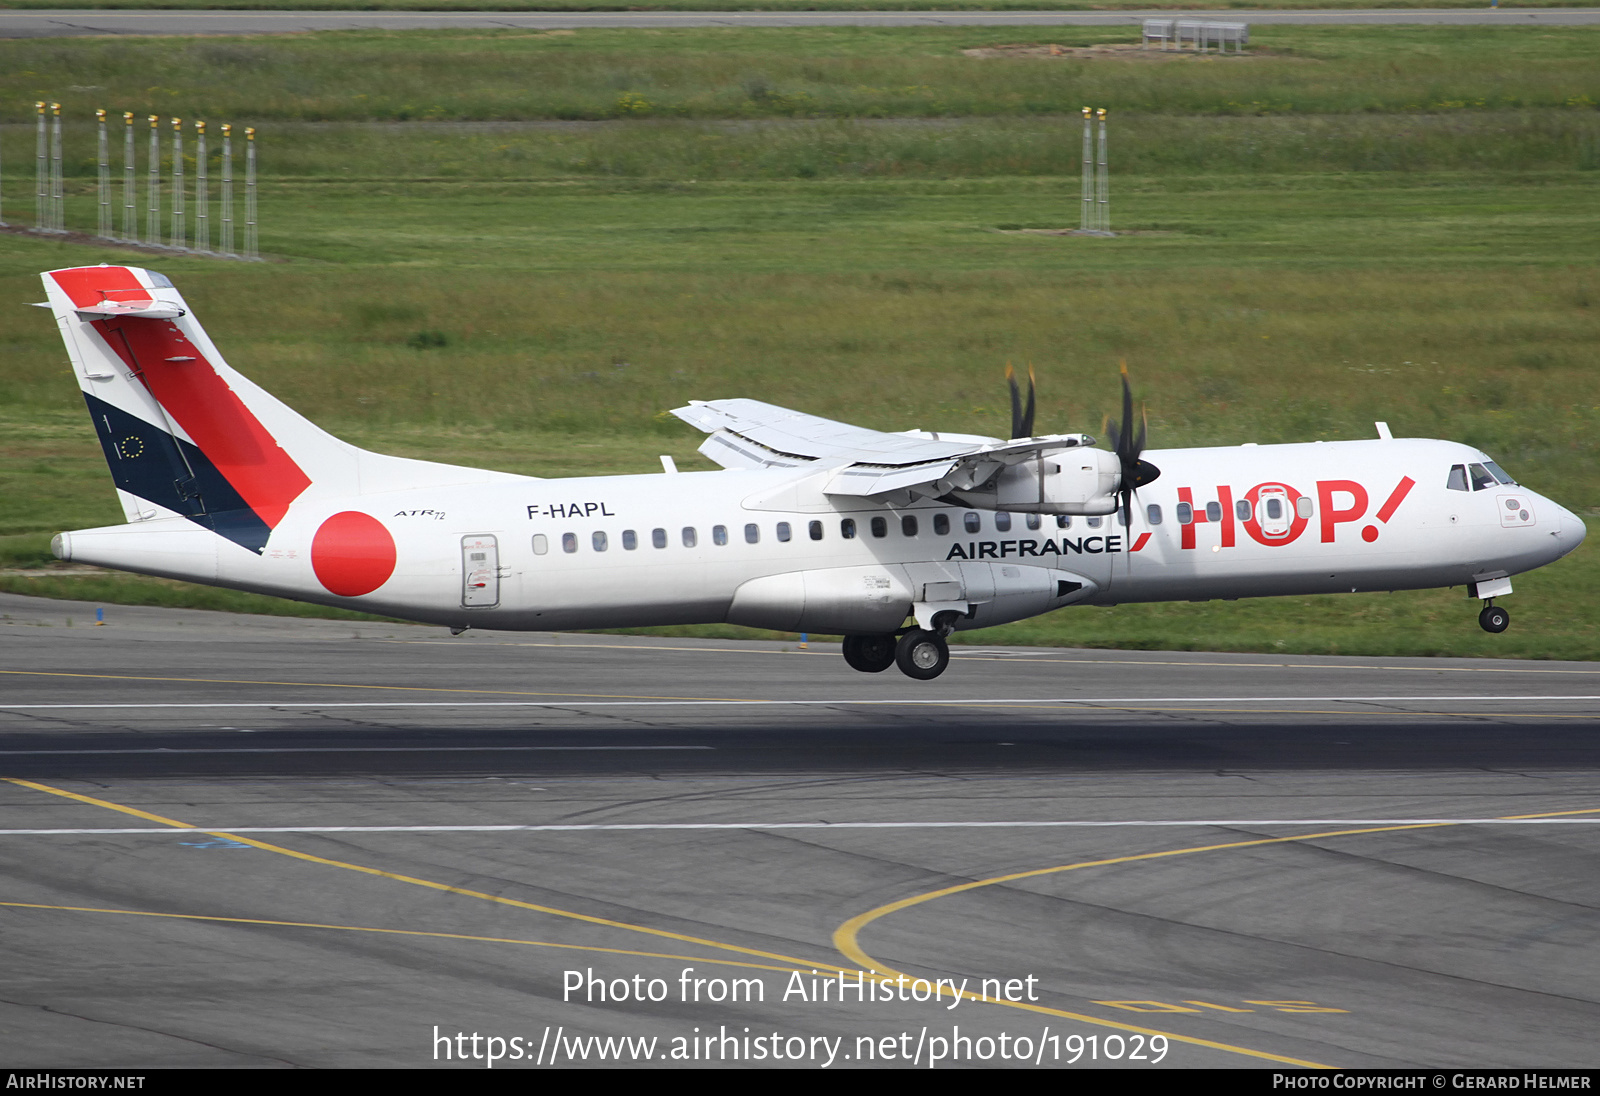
[98,318,311,528]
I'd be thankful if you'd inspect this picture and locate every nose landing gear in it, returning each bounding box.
[894,629,950,680]
[1478,602,1510,633]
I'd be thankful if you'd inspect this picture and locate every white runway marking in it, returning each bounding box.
[3,695,1597,710]
[0,818,1597,836]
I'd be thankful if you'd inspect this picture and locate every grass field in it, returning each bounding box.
[2,25,1596,658]
[5,26,1599,123]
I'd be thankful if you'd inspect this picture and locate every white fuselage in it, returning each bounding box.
[56,436,1585,637]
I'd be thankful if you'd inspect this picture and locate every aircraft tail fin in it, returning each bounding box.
[42,264,358,553]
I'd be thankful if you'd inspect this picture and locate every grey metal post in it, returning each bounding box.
[170,117,185,249]
[1080,107,1093,232]
[146,116,160,246]
[194,120,208,253]
[35,102,46,231]
[244,127,258,260]
[50,102,64,232]
[1096,108,1110,234]
[122,112,136,242]
[96,109,112,238]
[220,123,234,257]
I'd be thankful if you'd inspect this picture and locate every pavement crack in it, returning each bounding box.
[1,999,302,1065]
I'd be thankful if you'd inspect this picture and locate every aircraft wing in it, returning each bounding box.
[671,398,1093,499]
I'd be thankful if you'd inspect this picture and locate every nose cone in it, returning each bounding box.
[1550,503,1587,561]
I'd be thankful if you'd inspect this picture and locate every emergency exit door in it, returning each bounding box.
[461,535,500,608]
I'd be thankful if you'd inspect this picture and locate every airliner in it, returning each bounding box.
[40,265,1586,679]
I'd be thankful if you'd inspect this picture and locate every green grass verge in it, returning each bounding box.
[4,26,1598,123]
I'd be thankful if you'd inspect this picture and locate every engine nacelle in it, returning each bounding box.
[949,448,1122,515]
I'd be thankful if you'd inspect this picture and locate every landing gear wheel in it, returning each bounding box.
[895,629,950,681]
[1479,604,1510,634]
[842,634,896,673]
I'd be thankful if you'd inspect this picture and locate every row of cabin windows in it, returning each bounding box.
[526,497,1358,554]
[528,511,1125,555]
[1158,497,1312,526]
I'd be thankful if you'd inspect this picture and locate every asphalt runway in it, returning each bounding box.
[2,590,1598,1068]
[2,8,1598,36]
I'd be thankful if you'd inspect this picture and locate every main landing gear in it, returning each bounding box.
[841,634,896,673]
[1478,602,1510,634]
[844,613,958,680]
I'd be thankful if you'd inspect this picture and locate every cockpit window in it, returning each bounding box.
[1483,460,1516,486]
[1446,465,1469,492]
[1468,463,1498,492]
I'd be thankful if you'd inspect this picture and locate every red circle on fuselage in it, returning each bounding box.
[311,511,396,597]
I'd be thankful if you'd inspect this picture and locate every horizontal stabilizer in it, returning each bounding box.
[74,300,187,321]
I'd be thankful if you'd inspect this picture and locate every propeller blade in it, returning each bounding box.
[1118,362,1134,459]
[1020,364,1037,439]
[1107,363,1160,548]
[1006,362,1023,439]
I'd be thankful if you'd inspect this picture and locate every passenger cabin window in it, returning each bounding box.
[1295,496,1314,519]
[532,534,549,556]
[1148,504,1164,525]
[902,515,918,537]
[933,514,949,536]
[776,522,791,543]
[870,516,887,538]
[1265,498,1283,520]
[1086,516,1102,528]
[713,525,729,546]
[1057,515,1072,529]
[592,531,608,552]
[1206,502,1222,523]
[682,527,697,548]
[562,532,578,554]
[744,523,760,544]
[1235,499,1252,521]
[1117,510,1128,526]
[841,518,857,539]
[994,513,1012,532]
[963,513,982,534]
[1175,502,1192,525]
[1025,514,1042,531]
[652,528,668,549]
[809,520,824,541]
[622,529,637,551]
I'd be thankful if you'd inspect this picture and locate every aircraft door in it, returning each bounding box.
[461,534,500,608]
